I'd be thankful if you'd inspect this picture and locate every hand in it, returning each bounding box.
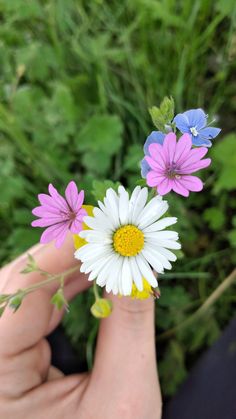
[0,236,162,419]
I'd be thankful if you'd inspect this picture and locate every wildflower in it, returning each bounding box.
[173,108,221,147]
[32,181,87,248]
[145,132,211,197]
[74,186,180,297]
[141,131,165,177]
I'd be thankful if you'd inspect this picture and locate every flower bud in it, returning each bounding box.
[90,298,113,318]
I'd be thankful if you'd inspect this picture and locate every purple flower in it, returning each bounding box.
[145,132,211,197]
[173,108,221,147]
[32,181,87,248]
[141,131,165,177]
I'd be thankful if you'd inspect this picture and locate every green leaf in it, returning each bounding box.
[92,180,121,201]
[123,144,143,172]
[212,134,236,193]
[76,114,123,156]
[0,306,5,317]
[51,289,68,311]
[227,230,236,247]
[203,207,225,231]
[149,96,175,131]
[9,294,24,312]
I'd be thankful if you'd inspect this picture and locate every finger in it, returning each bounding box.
[0,235,89,355]
[91,294,161,412]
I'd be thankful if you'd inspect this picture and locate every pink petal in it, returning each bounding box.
[179,175,203,192]
[38,193,68,213]
[180,158,211,174]
[174,134,192,165]
[148,143,167,168]
[48,184,68,212]
[181,147,208,169]
[163,133,177,163]
[55,227,69,248]
[146,171,166,187]
[69,219,83,234]
[76,208,88,220]
[157,178,173,195]
[65,181,79,210]
[40,221,70,247]
[32,217,65,227]
[145,156,164,172]
[32,206,61,217]
[172,180,189,197]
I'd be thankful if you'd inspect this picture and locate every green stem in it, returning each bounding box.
[4,265,80,303]
[158,267,236,341]
[93,282,100,300]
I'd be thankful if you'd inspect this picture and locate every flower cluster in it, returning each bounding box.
[141,108,220,197]
[30,103,221,311]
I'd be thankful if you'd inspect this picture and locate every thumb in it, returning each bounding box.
[91,294,161,413]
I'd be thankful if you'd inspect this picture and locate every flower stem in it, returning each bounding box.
[158,267,236,341]
[93,282,100,300]
[2,265,80,305]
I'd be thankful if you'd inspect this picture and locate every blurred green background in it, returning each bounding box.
[0,0,236,397]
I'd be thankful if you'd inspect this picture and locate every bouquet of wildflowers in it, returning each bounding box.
[0,98,221,319]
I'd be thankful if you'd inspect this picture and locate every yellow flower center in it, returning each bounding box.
[113,224,144,257]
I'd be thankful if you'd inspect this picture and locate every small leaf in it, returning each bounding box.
[149,96,175,131]
[92,180,120,201]
[9,294,24,312]
[0,306,5,317]
[51,289,68,310]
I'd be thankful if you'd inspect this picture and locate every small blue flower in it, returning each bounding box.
[141,131,165,178]
[173,108,221,147]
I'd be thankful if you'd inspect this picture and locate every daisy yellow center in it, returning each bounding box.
[113,225,144,257]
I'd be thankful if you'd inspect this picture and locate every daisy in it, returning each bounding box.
[173,108,221,147]
[145,132,211,197]
[74,186,180,297]
[32,181,87,248]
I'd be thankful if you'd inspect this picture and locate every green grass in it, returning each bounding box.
[0,0,236,397]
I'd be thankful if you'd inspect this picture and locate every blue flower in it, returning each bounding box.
[173,108,221,147]
[141,131,165,178]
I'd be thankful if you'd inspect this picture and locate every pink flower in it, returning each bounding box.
[32,181,87,248]
[145,133,211,197]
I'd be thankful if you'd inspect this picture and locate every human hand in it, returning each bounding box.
[0,236,162,419]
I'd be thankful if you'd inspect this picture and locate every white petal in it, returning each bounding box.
[96,255,118,287]
[131,187,148,223]
[118,187,129,225]
[128,186,141,222]
[148,239,181,250]
[141,248,164,273]
[93,207,114,230]
[130,257,143,291]
[143,245,172,270]
[121,258,133,296]
[137,200,168,230]
[106,256,123,293]
[145,231,179,240]
[136,254,158,288]
[81,250,114,273]
[75,244,111,261]
[143,217,177,233]
[80,230,112,244]
[104,188,120,228]
[82,216,111,232]
[154,246,177,262]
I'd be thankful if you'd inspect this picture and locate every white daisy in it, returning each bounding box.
[74,186,180,297]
